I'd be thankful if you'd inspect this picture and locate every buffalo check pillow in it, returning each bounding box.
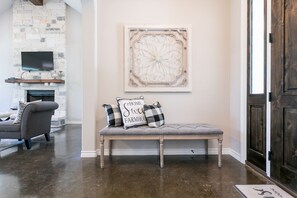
[102,104,123,127]
[143,102,165,128]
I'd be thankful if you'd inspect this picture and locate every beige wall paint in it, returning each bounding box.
[96,0,241,155]
[229,0,242,156]
[82,0,98,156]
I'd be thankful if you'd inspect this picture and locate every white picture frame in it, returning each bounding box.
[124,25,192,92]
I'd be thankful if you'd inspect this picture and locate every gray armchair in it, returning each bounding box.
[0,101,59,149]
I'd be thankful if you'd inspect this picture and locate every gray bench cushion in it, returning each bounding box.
[99,123,223,136]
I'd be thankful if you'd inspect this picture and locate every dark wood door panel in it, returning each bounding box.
[271,0,297,193]
[285,0,297,93]
[284,108,297,170]
[247,0,267,172]
[250,105,265,153]
[280,166,297,191]
[247,103,266,171]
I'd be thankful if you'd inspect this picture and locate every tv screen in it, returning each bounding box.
[21,51,54,71]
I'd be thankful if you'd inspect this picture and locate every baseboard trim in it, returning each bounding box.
[67,121,82,125]
[81,151,97,157]
[228,148,241,162]
[95,147,241,161]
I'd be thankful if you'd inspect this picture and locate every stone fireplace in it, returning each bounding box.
[11,0,67,124]
[11,84,66,123]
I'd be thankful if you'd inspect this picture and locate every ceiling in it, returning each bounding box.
[0,0,82,14]
[64,0,81,13]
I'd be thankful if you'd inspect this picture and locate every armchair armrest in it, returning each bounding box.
[21,101,59,139]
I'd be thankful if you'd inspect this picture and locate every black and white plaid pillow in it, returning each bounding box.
[143,102,165,128]
[102,104,123,127]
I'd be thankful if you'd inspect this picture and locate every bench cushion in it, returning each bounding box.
[99,123,223,136]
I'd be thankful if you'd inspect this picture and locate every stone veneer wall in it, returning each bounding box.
[12,0,66,119]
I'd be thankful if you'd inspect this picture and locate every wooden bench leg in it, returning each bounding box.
[100,136,104,168]
[218,137,223,168]
[160,137,164,168]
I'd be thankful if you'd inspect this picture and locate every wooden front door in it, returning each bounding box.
[247,0,267,172]
[271,0,297,192]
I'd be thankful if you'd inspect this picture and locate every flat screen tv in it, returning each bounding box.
[21,51,54,71]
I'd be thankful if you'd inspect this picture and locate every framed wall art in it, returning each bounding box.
[124,25,192,92]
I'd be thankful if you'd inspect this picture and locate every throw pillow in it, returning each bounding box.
[102,104,123,127]
[13,100,42,124]
[117,96,147,129]
[143,102,165,128]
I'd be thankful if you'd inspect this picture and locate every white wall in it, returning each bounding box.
[240,0,248,163]
[97,0,239,156]
[66,6,83,124]
[229,0,242,158]
[0,9,13,112]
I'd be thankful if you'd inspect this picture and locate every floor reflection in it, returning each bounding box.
[0,175,20,197]
[0,124,269,198]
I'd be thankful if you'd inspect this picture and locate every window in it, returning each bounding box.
[250,0,266,94]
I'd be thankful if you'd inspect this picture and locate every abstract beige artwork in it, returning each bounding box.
[124,25,192,92]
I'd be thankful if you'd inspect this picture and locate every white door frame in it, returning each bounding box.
[240,0,248,164]
[240,0,272,177]
[266,0,271,177]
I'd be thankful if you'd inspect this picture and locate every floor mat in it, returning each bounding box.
[235,185,294,198]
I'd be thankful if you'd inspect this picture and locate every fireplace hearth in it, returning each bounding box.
[26,90,55,102]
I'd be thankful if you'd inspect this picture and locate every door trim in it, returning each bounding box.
[241,0,272,172]
[246,0,268,171]
[240,0,248,164]
[266,0,271,177]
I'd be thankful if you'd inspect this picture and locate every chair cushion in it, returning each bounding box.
[0,120,21,132]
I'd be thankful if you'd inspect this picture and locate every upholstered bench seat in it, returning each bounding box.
[99,123,223,168]
[100,123,223,136]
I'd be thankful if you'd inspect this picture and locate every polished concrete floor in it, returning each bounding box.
[0,124,268,198]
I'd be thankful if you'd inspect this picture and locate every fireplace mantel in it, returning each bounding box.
[5,78,65,84]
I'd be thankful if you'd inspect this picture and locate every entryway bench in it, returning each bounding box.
[99,123,223,168]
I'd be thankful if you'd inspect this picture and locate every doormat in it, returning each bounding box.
[235,185,294,198]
